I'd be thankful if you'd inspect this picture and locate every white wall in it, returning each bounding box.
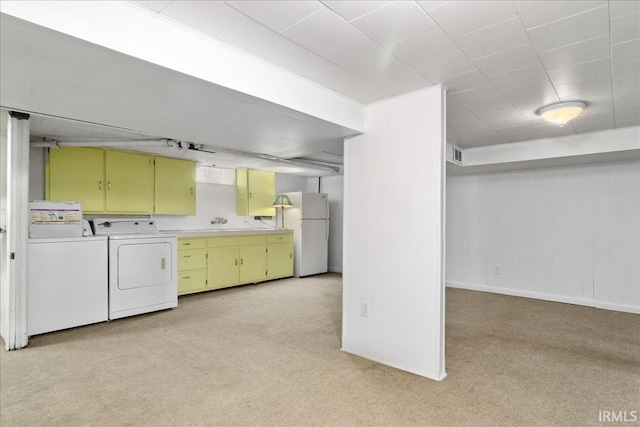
[446,159,640,314]
[343,86,446,380]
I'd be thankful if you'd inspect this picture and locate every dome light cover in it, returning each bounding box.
[538,101,586,126]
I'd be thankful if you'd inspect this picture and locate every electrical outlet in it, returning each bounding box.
[361,300,370,317]
[494,265,501,274]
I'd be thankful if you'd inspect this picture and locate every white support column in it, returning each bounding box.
[1,111,30,350]
[342,86,447,380]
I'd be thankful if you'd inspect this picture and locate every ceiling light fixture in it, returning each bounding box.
[537,101,586,127]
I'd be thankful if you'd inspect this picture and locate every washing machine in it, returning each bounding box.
[93,218,177,320]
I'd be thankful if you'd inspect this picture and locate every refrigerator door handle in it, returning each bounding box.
[326,220,329,241]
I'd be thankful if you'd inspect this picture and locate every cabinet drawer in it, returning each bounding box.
[178,269,207,295]
[267,234,293,243]
[208,236,240,248]
[178,238,206,250]
[239,235,267,245]
[178,249,207,271]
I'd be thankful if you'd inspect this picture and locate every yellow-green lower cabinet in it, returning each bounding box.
[207,247,240,290]
[239,244,267,283]
[177,238,207,295]
[267,242,293,279]
[178,269,207,295]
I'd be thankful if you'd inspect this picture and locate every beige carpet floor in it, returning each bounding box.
[1,273,639,426]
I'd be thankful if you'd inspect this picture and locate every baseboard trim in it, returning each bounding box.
[328,267,343,273]
[446,282,640,314]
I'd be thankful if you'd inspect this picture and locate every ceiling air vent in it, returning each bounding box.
[453,147,462,163]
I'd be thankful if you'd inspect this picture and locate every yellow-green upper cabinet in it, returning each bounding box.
[105,150,154,213]
[154,157,196,215]
[49,147,105,212]
[236,168,275,216]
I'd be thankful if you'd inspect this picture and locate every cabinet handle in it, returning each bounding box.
[107,181,112,190]
[182,276,190,279]
[98,180,103,190]
[161,258,166,269]
[290,253,292,259]
[235,259,238,266]
[190,187,194,195]
[240,258,243,265]
[249,192,252,198]
[183,243,191,246]
[183,255,191,258]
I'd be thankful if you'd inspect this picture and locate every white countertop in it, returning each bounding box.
[161,228,293,238]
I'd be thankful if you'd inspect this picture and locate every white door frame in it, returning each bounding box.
[0,110,30,350]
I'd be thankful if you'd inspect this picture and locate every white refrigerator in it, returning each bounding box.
[283,192,329,277]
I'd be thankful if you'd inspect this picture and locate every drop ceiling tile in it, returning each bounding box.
[222,21,297,60]
[548,57,612,86]
[426,0,517,38]
[613,39,640,64]
[614,109,640,122]
[572,118,615,133]
[442,70,492,93]
[614,75,640,102]
[514,1,606,29]
[617,117,640,127]
[533,124,577,138]
[325,36,395,72]
[455,128,510,147]
[161,1,252,40]
[613,59,640,80]
[307,66,365,91]
[322,1,391,22]
[611,12,640,45]
[337,80,391,104]
[610,1,640,19]
[133,1,171,13]
[354,59,418,86]
[417,1,450,11]
[447,102,487,131]
[271,48,334,77]
[380,75,433,96]
[350,1,437,47]
[282,8,363,55]
[449,85,507,107]
[413,50,476,83]
[227,1,324,33]
[473,44,540,76]
[489,64,553,91]
[496,124,540,142]
[386,27,458,66]
[570,110,614,125]
[615,99,640,112]
[539,35,611,70]
[527,7,609,52]
[485,115,529,130]
[454,18,531,59]
[555,75,612,98]
[472,106,523,123]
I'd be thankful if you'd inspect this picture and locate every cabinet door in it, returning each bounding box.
[248,169,276,216]
[105,151,154,213]
[267,242,293,279]
[239,244,267,284]
[208,247,239,289]
[178,269,207,295]
[155,157,195,215]
[49,147,105,212]
[236,168,249,216]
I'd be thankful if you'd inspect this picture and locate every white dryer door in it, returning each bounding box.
[118,242,172,289]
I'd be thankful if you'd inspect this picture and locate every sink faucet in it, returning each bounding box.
[211,217,228,225]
